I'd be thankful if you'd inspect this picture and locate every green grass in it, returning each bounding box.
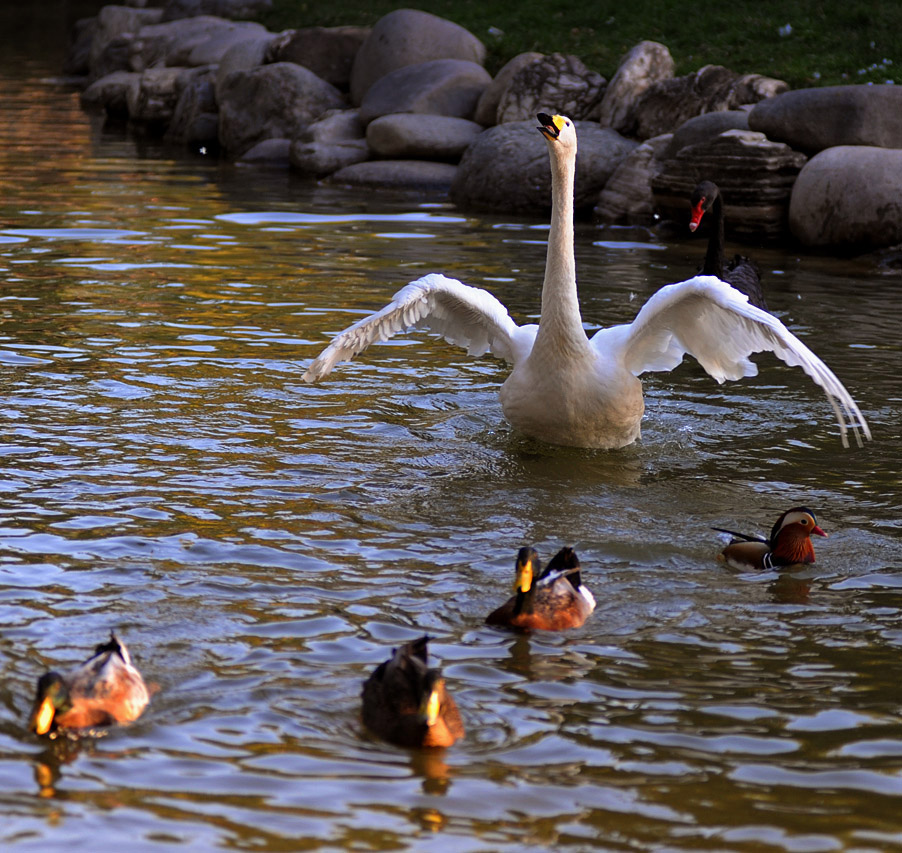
[260,0,900,88]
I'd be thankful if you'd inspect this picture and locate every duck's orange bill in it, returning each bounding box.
[32,697,55,735]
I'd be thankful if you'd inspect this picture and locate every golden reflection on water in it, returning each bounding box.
[1,23,902,853]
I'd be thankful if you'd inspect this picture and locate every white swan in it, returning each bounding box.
[304,113,870,450]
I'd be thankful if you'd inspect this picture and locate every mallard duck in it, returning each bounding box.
[28,633,150,736]
[303,113,869,449]
[689,180,768,311]
[361,636,464,749]
[486,546,596,631]
[715,506,827,570]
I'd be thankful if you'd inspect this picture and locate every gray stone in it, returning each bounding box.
[473,52,543,127]
[595,133,672,225]
[88,5,163,79]
[238,137,292,166]
[749,84,902,154]
[218,61,346,156]
[366,114,482,160]
[599,41,674,134]
[161,0,273,21]
[350,9,485,105]
[65,16,100,77]
[166,66,218,145]
[186,21,270,66]
[665,110,750,158]
[359,59,491,125]
[80,70,139,117]
[496,53,606,124]
[126,66,184,125]
[629,65,788,140]
[215,33,275,99]
[450,120,637,213]
[266,27,369,90]
[290,138,370,177]
[652,129,807,239]
[328,160,458,192]
[789,146,902,248]
[301,108,365,144]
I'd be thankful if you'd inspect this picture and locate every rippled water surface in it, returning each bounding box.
[1,10,902,852]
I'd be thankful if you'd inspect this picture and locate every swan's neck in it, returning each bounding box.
[535,143,586,351]
[703,194,726,277]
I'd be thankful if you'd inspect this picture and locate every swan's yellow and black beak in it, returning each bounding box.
[537,113,564,140]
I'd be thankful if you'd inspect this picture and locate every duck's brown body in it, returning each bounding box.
[716,507,827,570]
[29,633,150,736]
[361,636,463,749]
[486,546,596,631]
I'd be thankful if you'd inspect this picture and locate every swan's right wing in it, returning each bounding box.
[303,273,534,382]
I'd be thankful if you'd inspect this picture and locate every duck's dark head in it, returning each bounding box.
[29,672,70,735]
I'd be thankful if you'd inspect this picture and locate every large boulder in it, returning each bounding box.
[629,65,788,139]
[266,27,370,91]
[358,59,491,125]
[80,70,139,118]
[350,9,485,106]
[366,114,482,159]
[218,62,346,156]
[328,160,458,192]
[789,146,902,248]
[595,133,672,225]
[214,32,276,99]
[161,0,273,20]
[598,41,674,134]
[289,109,369,176]
[495,53,606,124]
[664,110,750,158]
[450,121,637,213]
[166,66,219,146]
[473,52,543,127]
[88,5,164,79]
[749,85,902,154]
[652,129,807,239]
[126,66,185,126]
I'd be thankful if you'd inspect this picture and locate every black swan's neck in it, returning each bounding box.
[702,193,726,277]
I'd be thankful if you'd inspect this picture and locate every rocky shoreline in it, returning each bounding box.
[68,0,902,252]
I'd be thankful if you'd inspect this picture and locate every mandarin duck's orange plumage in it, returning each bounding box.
[361,636,464,749]
[715,507,827,570]
[486,546,596,631]
[29,633,150,736]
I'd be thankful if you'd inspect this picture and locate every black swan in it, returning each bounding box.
[689,180,768,311]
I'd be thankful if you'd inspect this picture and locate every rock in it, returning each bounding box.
[789,146,902,248]
[350,9,485,106]
[328,160,458,192]
[473,52,543,126]
[749,85,902,154]
[166,66,218,145]
[214,32,275,99]
[664,110,749,158]
[359,59,491,125]
[652,129,807,239]
[599,41,674,134]
[495,53,606,124]
[450,120,637,213]
[238,137,292,166]
[266,27,370,91]
[65,16,100,77]
[126,66,184,126]
[218,61,346,156]
[161,0,273,21]
[289,109,369,176]
[185,21,270,66]
[88,5,163,79]
[80,70,138,118]
[366,114,482,159]
[128,15,266,71]
[595,133,673,225]
[629,65,788,140]
[290,138,369,177]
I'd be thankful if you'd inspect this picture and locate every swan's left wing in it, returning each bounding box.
[303,273,535,382]
[599,274,871,447]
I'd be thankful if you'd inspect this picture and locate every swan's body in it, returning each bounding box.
[304,115,870,450]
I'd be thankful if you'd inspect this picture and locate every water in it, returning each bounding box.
[1,9,902,852]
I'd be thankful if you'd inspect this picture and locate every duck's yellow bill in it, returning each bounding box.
[32,697,55,735]
[424,689,441,727]
[515,561,533,593]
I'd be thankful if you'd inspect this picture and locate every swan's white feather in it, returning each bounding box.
[603,274,871,447]
[303,273,536,382]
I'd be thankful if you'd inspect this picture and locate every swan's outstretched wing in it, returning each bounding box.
[596,275,871,447]
[303,273,535,382]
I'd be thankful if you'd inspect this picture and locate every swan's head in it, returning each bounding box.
[689,180,720,232]
[537,113,577,154]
